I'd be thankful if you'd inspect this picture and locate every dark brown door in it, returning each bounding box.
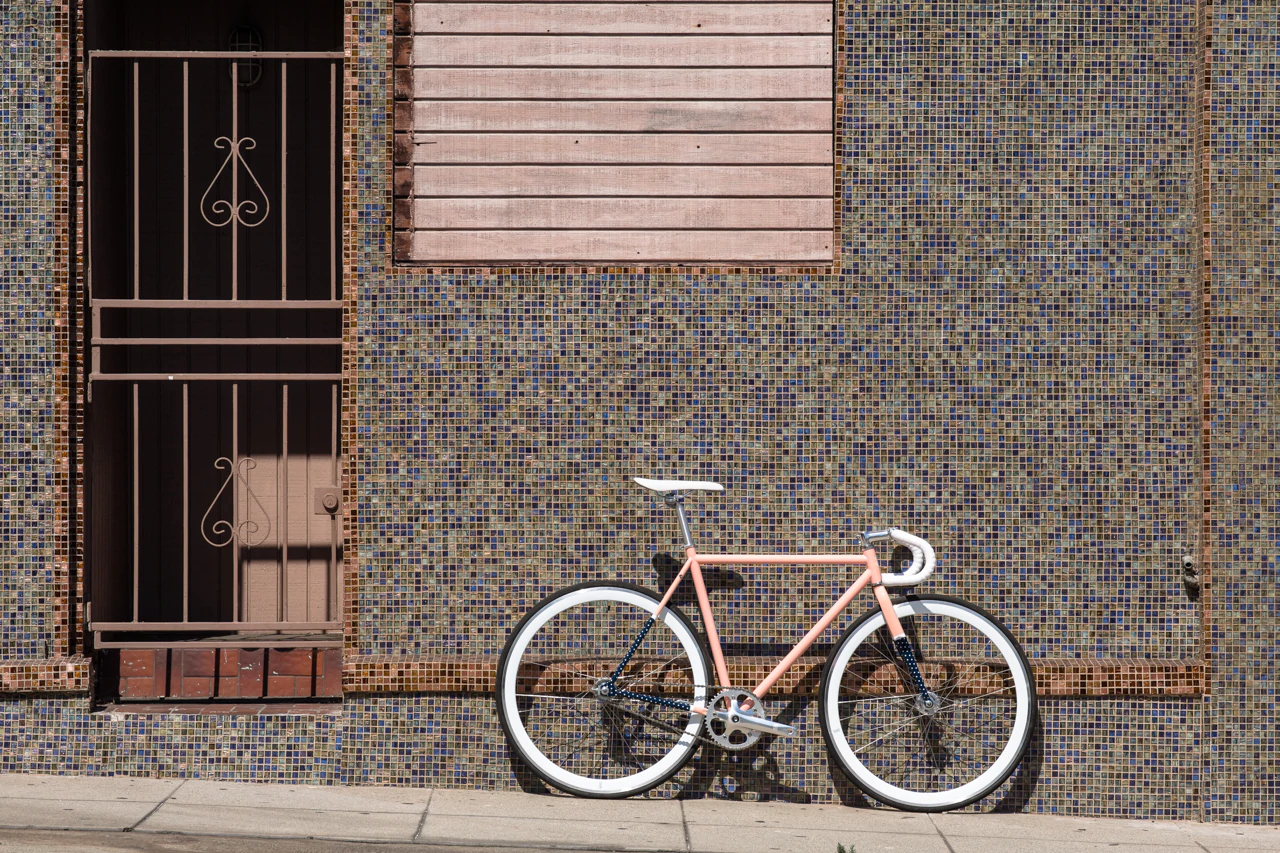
[85,0,344,648]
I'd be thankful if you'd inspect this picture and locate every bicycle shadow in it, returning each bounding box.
[651,553,746,599]
[677,662,822,804]
[989,703,1043,812]
[506,688,1044,810]
[826,698,1045,812]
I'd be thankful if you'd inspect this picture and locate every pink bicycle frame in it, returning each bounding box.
[650,545,908,703]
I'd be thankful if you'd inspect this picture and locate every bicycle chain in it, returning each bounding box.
[601,688,739,751]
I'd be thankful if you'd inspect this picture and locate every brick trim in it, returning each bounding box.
[0,657,91,694]
[391,1,414,260]
[342,654,1207,697]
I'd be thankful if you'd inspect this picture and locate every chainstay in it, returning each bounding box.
[607,684,690,712]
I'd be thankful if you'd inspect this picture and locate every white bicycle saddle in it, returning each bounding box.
[633,477,724,494]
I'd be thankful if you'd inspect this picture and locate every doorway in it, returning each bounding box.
[84,0,345,665]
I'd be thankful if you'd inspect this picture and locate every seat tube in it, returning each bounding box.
[672,499,695,549]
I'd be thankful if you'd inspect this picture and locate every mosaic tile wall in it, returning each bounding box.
[0,0,62,660]
[353,3,1203,659]
[1207,0,1280,824]
[0,0,1275,824]
[339,0,1214,817]
[0,694,1202,818]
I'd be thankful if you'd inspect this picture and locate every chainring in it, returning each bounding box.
[706,688,768,751]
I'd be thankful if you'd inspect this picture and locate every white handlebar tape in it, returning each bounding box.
[879,528,937,587]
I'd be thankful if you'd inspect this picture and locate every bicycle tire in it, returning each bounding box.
[818,594,1037,812]
[496,581,710,798]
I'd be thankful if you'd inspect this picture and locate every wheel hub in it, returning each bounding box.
[914,690,942,716]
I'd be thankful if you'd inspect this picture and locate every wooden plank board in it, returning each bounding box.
[411,229,832,261]
[416,0,825,4]
[413,164,832,195]
[412,35,832,66]
[411,67,832,99]
[401,4,836,263]
[415,100,831,131]
[413,4,833,35]
[415,197,833,228]
[413,133,833,164]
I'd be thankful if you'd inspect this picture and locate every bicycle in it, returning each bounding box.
[496,478,1037,812]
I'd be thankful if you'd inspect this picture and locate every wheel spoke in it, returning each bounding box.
[821,598,1034,808]
[615,651,692,689]
[853,714,927,754]
[944,689,1018,712]
[498,587,706,796]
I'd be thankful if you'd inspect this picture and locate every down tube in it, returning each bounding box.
[753,562,877,699]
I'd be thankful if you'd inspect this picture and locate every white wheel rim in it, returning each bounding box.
[824,599,1032,808]
[502,587,708,795]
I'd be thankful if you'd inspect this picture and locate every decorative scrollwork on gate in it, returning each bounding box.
[199,136,271,228]
[200,457,272,547]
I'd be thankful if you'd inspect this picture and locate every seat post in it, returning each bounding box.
[665,492,696,549]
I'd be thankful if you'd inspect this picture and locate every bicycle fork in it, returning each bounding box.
[872,580,941,713]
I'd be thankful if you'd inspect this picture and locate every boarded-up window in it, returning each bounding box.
[393,2,834,264]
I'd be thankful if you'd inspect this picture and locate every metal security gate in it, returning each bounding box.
[86,47,343,649]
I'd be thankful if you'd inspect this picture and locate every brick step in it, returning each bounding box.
[107,648,342,701]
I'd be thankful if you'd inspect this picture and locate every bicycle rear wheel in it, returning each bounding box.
[819,594,1036,812]
[496,581,709,798]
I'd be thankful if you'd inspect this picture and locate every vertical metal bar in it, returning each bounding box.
[281,61,287,300]
[183,383,189,622]
[305,387,312,621]
[335,60,340,298]
[183,61,189,300]
[281,384,289,622]
[232,383,239,622]
[87,57,94,309]
[133,61,140,300]
[132,383,139,622]
[231,62,239,300]
[330,383,338,622]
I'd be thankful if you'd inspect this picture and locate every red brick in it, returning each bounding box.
[238,650,264,698]
[218,649,240,670]
[393,167,414,198]
[394,35,412,66]
[120,676,160,700]
[267,675,299,698]
[316,650,342,697]
[268,649,315,677]
[214,676,240,698]
[393,2,413,35]
[178,650,216,678]
[179,677,214,699]
[239,668,263,698]
[118,650,154,677]
[394,231,414,259]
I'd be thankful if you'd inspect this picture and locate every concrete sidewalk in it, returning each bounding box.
[0,775,1276,853]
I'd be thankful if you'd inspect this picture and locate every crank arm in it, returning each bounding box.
[708,700,796,737]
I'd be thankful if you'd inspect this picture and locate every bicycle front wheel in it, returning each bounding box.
[819,594,1036,812]
[496,581,710,798]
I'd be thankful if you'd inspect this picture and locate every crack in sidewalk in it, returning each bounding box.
[412,788,434,843]
[127,779,185,833]
[927,813,958,853]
